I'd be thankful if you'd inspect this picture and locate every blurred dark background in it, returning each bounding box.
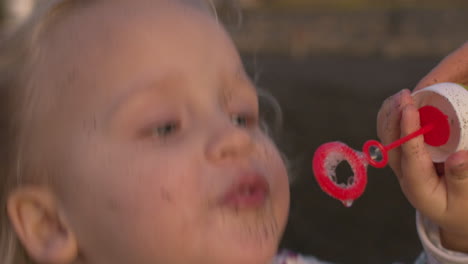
[2,1,467,263]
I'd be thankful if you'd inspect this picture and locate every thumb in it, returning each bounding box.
[444,150,468,198]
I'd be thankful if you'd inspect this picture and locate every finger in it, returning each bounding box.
[415,42,468,91]
[444,150,468,201]
[399,103,445,219]
[377,89,412,144]
[376,89,413,174]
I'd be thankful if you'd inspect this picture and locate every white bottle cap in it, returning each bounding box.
[412,82,468,162]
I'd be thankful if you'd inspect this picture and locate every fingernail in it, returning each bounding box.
[393,89,407,105]
[395,89,404,98]
[400,89,412,98]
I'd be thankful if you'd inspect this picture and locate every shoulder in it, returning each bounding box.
[273,250,334,264]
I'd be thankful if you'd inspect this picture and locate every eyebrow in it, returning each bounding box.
[104,74,183,123]
[104,66,254,123]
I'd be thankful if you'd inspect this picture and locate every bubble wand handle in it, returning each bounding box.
[384,123,435,151]
[363,106,449,168]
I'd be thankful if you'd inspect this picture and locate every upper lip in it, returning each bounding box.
[220,170,270,207]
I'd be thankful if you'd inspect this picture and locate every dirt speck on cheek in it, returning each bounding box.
[160,187,173,203]
[106,198,122,213]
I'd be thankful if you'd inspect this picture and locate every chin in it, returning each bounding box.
[214,246,278,264]
[212,228,281,264]
[205,198,288,264]
[201,227,280,264]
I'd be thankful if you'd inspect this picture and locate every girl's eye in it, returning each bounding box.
[231,113,256,128]
[154,121,179,137]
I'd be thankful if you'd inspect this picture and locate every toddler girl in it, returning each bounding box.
[0,0,467,263]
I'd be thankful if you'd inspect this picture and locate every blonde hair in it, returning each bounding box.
[0,1,218,263]
[0,1,79,262]
[0,1,97,262]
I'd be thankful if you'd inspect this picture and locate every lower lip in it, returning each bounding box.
[222,187,268,209]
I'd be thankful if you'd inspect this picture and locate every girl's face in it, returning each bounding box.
[31,1,289,264]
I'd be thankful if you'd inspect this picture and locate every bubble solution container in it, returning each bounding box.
[413,82,468,162]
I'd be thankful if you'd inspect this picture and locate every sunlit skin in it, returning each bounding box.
[21,1,290,263]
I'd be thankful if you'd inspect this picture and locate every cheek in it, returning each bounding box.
[59,134,188,213]
[56,141,206,261]
[72,147,200,217]
[257,138,290,219]
[121,154,204,214]
[257,137,289,185]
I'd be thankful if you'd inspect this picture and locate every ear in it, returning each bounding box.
[7,186,78,264]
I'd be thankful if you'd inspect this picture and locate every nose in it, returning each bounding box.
[206,125,255,163]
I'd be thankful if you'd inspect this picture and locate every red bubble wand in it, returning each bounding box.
[312,106,450,207]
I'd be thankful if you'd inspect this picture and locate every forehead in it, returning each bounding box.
[33,0,242,110]
[44,0,236,71]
